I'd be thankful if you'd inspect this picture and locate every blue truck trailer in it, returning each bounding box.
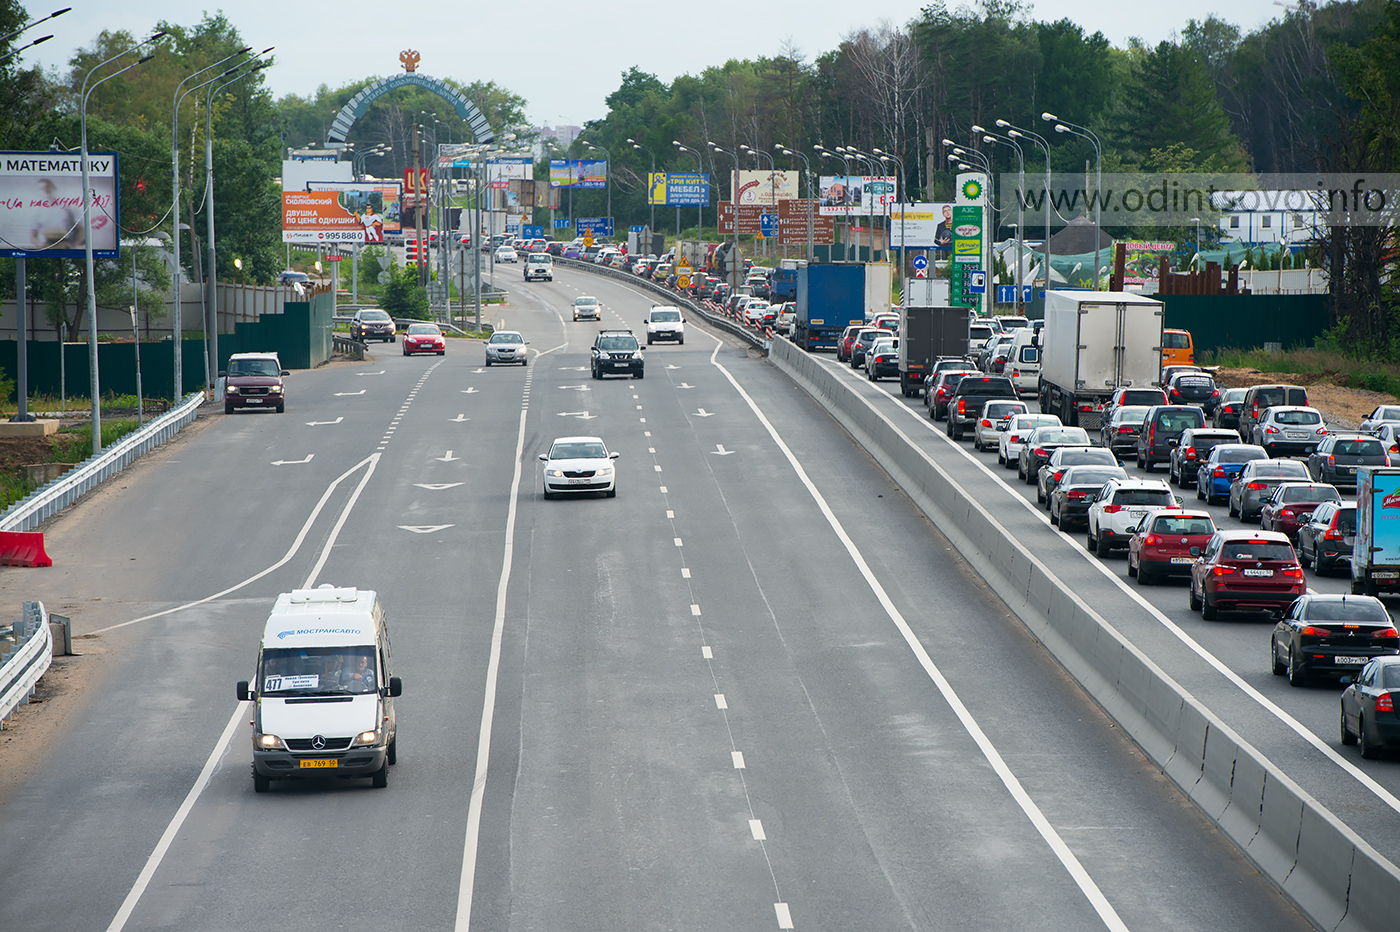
[794,264,865,351]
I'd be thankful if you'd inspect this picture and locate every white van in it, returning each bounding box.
[525,252,553,282]
[1006,328,1041,396]
[236,585,402,792]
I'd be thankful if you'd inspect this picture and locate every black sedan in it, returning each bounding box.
[1213,388,1247,430]
[1271,593,1398,686]
[1018,426,1092,485]
[1039,446,1120,505]
[1166,371,1222,414]
[1048,465,1127,529]
[1341,656,1400,758]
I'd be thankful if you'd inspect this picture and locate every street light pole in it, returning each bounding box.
[584,142,611,239]
[709,143,739,285]
[977,125,1026,315]
[778,145,815,262]
[629,139,656,240]
[83,32,163,452]
[814,145,853,261]
[673,141,703,240]
[1044,112,1103,289]
[873,149,905,297]
[999,120,1054,297]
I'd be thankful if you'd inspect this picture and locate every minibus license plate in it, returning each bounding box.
[299,759,337,769]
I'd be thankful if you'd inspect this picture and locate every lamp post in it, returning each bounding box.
[709,143,740,285]
[976,125,1026,315]
[814,145,853,260]
[628,138,656,237]
[1044,112,1103,288]
[1190,217,1202,258]
[740,144,775,257]
[999,119,1054,295]
[584,142,611,238]
[945,139,996,317]
[673,141,703,240]
[873,148,905,293]
[843,145,885,262]
[777,145,815,262]
[0,6,68,45]
[83,31,163,452]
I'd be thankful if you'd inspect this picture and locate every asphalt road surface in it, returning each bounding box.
[0,267,1313,932]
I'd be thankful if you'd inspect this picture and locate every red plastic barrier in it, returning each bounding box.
[0,531,53,567]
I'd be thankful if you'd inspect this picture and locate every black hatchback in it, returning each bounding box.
[1307,434,1390,489]
[1166,371,1222,414]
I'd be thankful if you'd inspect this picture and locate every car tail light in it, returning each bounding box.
[1378,693,1395,713]
[1033,447,1047,457]
[1265,426,1279,434]
[1316,426,1328,435]
[937,388,947,397]
[1213,467,1226,477]
[1118,426,1133,434]
[1010,434,1022,442]
[1375,628,1399,640]
[1068,490,1087,499]
[1102,504,1121,514]
[1247,481,1267,490]
[1169,390,1180,399]
[1328,455,1336,466]
[1185,447,1197,459]
[1079,403,1094,412]
[1212,389,1221,396]
[1012,368,1021,377]
[1281,509,1295,517]
[1149,426,1155,444]
[1053,469,1067,482]
[1280,567,1303,578]
[958,400,967,415]
[1212,565,1237,576]
[1301,626,1332,636]
[1324,526,1345,540]
[1143,534,1158,545]
[981,418,992,428]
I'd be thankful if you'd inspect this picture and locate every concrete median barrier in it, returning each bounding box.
[766,333,1400,931]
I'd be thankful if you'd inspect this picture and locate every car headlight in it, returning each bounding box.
[352,729,380,747]
[546,468,564,477]
[255,732,285,750]
[267,385,283,394]
[598,466,614,476]
[225,385,239,395]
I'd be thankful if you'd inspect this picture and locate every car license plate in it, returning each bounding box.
[1243,568,1273,577]
[1171,556,1195,564]
[1340,465,1354,474]
[245,398,262,404]
[1334,655,1368,665]
[568,477,591,485]
[1129,509,1147,519]
[997,420,1009,429]
[1374,571,1400,580]
[1285,430,1307,440]
[299,759,337,769]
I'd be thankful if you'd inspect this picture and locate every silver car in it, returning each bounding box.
[972,399,1030,453]
[998,413,1061,469]
[484,330,529,366]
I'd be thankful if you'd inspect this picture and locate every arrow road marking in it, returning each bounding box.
[399,525,454,534]
[694,409,715,417]
[306,417,344,426]
[449,415,470,422]
[665,364,681,370]
[415,483,465,490]
[559,384,590,391]
[557,411,597,419]
[334,390,366,396]
[472,367,487,373]
[271,455,314,466]
[436,451,460,462]
[677,382,696,389]
[461,387,479,394]
[357,370,386,376]
[558,366,588,371]
[711,444,734,456]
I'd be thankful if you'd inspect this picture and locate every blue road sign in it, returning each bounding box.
[912,254,929,271]
[969,269,985,294]
[630,225,645,233]
[521,225,544,239]
[760,213,778,237]
[575,217,615,237]
[996,284,1032,303]
[553,218,571,229]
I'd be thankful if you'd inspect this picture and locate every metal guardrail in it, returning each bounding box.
[553,257,767,350]
[0,601,52,725]
[332,334,366,360]
[0,392,205,533]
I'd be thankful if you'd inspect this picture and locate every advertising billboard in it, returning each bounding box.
[282,191,365,244]
[891,203,955,250]
[0,151,120,258]
[818,175,898,216]
[730,170,798,205]
[487,157,533,190]
[306,181,403,241]
[648,172,709,206]
[550,159,607,189]
[948,205,984,308]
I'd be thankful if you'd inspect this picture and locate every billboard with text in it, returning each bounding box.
[550,159,607,188]
[0,151,120,258]
[730,170,798,205]
[282,190,365,244]
[818,175,898,215]
[648,172,709,206]
[306,181,403,240]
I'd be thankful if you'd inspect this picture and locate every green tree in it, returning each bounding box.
[378,265,428,319]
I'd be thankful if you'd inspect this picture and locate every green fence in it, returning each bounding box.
[0,292,335,402]
[1158,293,1329,355]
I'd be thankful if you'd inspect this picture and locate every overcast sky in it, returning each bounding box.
[22,1,1292,128]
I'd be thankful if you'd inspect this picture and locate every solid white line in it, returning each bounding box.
[713,350,1130,931]
[104,703,248,932]
[454,381,532,932]
[827,356,1400,817]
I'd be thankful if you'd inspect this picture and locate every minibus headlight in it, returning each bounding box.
[353,729,380,746]
[256,732,285,750]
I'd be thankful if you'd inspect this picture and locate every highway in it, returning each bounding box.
[0,266,1312,932]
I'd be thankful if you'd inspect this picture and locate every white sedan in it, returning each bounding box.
[998,413,1061,469]
[495,246,519,263]
[539,436,619,499]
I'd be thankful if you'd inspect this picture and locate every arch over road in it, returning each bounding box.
[325,73,495,147]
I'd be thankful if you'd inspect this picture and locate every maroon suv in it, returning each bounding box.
[1189,529,1305,619]
[222,352,288,414]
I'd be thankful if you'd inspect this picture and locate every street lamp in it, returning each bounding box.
[709,142,740,284]
[998,119,1055,294]
[1190,217,1202,258]
[814,144,854,260]
[873,148,905,288]
[740,144,776,257]
[777,145,815,262]
[1044,111,1103,288]
[976,125,1026,315]
[0,6,68,45]
[628,138,656,237]
[82,30,163,452]
[584,142,611,238]
[673,141,703,239]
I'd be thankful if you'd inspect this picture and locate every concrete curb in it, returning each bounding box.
[766,333,1400,932]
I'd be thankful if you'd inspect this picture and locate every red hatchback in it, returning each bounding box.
[1127,509,1217,585]
[402,322,446,356]
[1258,481,1341,539]
[1189,530,1305,619]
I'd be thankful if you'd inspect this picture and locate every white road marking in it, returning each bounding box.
[649,447,656,453]
[654,465,663,472]
[701,644,711,657]
[679,382,697,389]
[674,538,683,546]
[416,483,465,490]
[711,342,1131,932]
[558,411,597,419]
[270,455,314,466]
[666,509,674,518]
[462,387,480,394]
[558,384,590,391]
[714,694,728,709]
[357,370,386,376]
[400,525,454,534]
[450,415,470,422]
[749,819,766,840]
[681,568,690,578]
[659,485,667,493]
[437,451,460,462]
[691,604,702,616]
[775,903,794,929]
[636,405,643,410]
[712,445,734,456]
[333,390,365,396]
[733,751,746,769]
[666,364,681,369]
[694,408,714,417]
[644,431,651,437]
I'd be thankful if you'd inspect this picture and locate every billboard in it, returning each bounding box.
[818,175,898,216]
[0,151,120,258]
[948,205,984,309]
[550,159,606,188]
[487,157,533,189]
[891,203,955,250]
[282,191,365,244]
[306,181,403,241]
[648,172,709,206]
[731,170,798,205]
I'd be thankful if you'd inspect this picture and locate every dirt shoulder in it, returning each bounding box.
[1211,367,1398,429]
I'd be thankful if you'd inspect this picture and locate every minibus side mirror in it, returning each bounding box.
[236,680,251,701]
[386,676,403,698]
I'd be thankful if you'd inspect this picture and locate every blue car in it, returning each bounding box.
[1196,443,1269,505]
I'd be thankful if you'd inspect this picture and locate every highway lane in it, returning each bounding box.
[801,346,1400,865]
[0,267,1309,931]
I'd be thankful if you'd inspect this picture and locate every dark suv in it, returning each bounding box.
[1136,405,1205,471]
[947,375,1018,440]
[222,352,288,414]
[591,329,644,380]
[350,308,396,342]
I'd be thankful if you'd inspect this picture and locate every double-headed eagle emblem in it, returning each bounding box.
[399,49,420,73]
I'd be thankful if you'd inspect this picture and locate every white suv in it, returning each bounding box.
[644,306,685,345]
[1085,479,1178,557]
